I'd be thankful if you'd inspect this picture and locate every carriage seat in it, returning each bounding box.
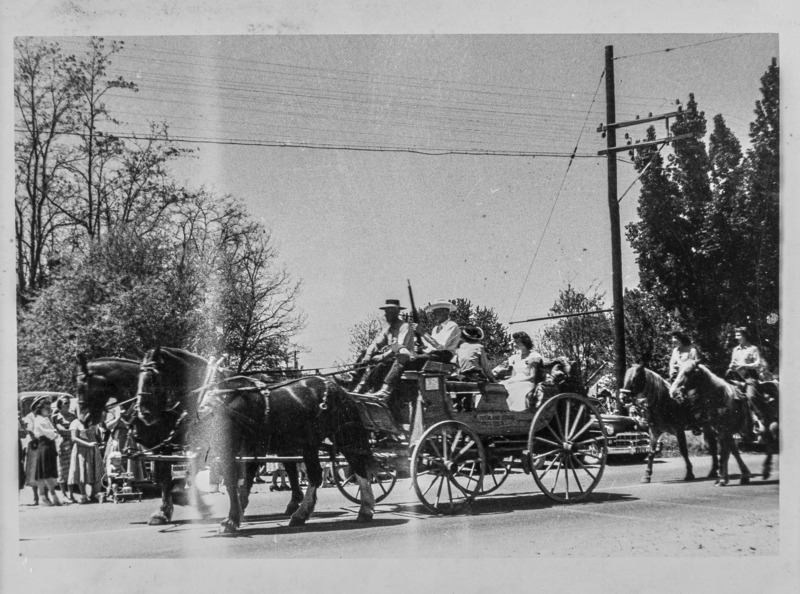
[444,380,509,412]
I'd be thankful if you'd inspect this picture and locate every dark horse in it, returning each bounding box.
[670,360,774,486]
[134,347,216,524]
[197,372,378,533]
[620,364,719,483]
[74,354,207,524]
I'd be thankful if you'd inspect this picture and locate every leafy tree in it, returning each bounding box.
[534,285,614,383]
[346,314,385,360]
[622,287,684,376]
[626,63,779,368]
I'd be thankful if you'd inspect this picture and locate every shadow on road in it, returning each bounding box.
[199,517,409,538]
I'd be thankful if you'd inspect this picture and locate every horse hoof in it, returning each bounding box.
[714,479,728,487]
[218,519,239,534]
[640,477,651,484]
[148,514,168,526]
[357,512,373,523]
[288,515,307,527]
[284,502,301,516]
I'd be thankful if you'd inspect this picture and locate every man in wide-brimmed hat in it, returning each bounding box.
[355,299,416,398]
[415,299,460,362]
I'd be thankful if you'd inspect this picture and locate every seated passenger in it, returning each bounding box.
[493,331,542,412]
[415,300,460,363]
[455,326,496,383]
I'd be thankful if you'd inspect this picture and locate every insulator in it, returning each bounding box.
[601,132,606,139]
[635,115,640,120]
[624,133,629,139]
[648,112,653,117]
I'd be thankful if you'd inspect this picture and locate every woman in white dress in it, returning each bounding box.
[494,332,542,412]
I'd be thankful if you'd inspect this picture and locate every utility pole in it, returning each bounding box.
[598,45,695,394]
[603,45,627,395]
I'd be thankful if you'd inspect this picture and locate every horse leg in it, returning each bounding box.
[729,440,753,485]
[218,449,243,534]
[187,453,212,521]
[641,431,658,483]
[342,447,376,521]
[705,429,719,479]
[238,459,257,514]
[715,436,730,486]
[283,462,303,516]
[675,429,694,481]
[289,452,322,527]
[148,461,174,525]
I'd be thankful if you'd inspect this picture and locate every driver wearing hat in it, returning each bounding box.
[355,299,416,398]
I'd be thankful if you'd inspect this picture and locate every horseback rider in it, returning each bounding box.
[727,326,774,436]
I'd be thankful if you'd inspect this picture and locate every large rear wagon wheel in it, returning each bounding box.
[411,421,486,515]
[527,393,607,503]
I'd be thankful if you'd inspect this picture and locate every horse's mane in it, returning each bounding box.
[624,365,670,403]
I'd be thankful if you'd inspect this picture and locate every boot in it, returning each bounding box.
[353,376,369,394]
[372,360,403,400]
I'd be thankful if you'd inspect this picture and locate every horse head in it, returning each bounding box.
[670,359,704,402]
[136,346,210,427]
[75,354,141,425]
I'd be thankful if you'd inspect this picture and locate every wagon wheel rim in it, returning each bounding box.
[330,451,397,505]
[527,393,607,503]
[411,420,486,515]
[478,455,513,495]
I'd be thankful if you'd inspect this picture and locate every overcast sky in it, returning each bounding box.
[47,34,778,367]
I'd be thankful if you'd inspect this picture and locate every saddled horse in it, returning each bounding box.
[670,360,775,486]
[620,364,719,483]
[198,372,378,533]
[134,346,215,524]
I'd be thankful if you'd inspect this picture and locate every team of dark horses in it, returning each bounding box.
[74,348,779,534]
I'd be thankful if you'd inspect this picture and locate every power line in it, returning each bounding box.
[15,128,601,158]
[508,68,607,323]
[614,34,751,60]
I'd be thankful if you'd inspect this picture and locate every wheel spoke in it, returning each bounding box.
[546,420,564,444]
[564,453,570,498]
[538,451,562,481]
[568,404,586,440]
[551,457,563,494]
[453,438,478,463]
[571,418,596,442]
[445,471,454,504]
[429,437,443,460]
[553,406,566,441]
[534,436,561,449]
[450,429,463,460]
[575,436,602,447]
[531,447,560,461]
[572,454,598,481]
[564,399,571,442]
[568,456,584,493]
[340,471,356,487]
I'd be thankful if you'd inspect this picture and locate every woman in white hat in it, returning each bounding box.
[30,396,64,506]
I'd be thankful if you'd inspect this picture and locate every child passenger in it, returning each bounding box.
[456,326,496,383]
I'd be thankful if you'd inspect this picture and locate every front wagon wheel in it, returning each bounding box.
[527,393,607,503]
[411,420,486,515]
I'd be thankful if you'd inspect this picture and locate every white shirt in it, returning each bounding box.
[423,319,461,355]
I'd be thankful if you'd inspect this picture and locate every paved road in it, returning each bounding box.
[18,453,778,558]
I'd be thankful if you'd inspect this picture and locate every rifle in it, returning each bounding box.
[407,279,425,355]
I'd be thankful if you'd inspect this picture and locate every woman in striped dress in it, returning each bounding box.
[52,396,78,503]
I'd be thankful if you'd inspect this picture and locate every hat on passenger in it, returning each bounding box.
[460,326,484,342]
[31,394,52,413]
[378,299,405,310]
[424,299,455,313]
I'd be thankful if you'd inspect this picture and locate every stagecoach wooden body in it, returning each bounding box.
[335,360,611,514]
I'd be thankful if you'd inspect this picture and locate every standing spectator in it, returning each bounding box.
[52,396,78,503]
[69,415,104,503]
[20,410,39,505]
[31,396,64,506]
[668,331,699,380]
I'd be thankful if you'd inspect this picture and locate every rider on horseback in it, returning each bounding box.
[727,326,774,438]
